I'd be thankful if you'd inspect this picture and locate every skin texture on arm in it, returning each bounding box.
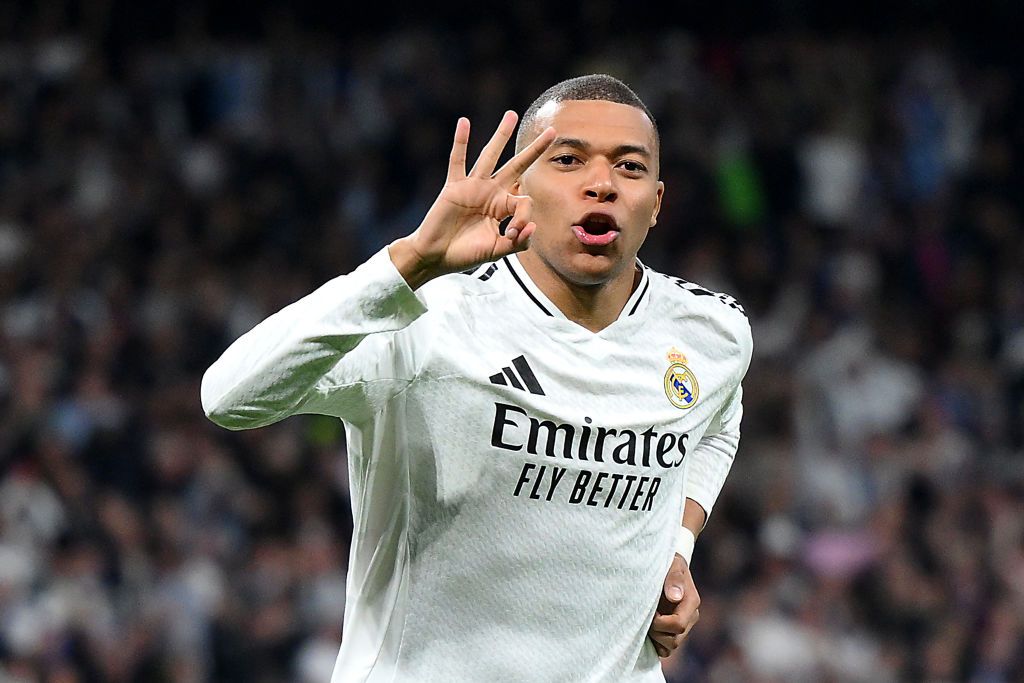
[682,497,707,539]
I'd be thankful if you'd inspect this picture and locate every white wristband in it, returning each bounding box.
[675,527,696,565]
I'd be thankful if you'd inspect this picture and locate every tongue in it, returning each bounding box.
[573,225,619,246]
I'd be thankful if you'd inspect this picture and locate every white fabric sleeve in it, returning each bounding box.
[684,384,743,526]
[201,247,428,430]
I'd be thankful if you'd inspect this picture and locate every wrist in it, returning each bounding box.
[675,526,696,565]
[388,237,443,290]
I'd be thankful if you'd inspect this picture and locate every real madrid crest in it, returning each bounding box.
[664,347,699,409]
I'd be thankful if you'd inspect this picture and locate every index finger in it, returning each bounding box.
[493,126,556,185]
[651,613,686,635]
[651,602,697,634]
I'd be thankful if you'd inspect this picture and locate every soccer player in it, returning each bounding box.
[202,75,751,682]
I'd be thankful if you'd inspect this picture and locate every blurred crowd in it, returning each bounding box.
[1,3,1022,682]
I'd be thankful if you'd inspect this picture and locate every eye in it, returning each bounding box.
[551,154,580,167]
[618,160,647,175]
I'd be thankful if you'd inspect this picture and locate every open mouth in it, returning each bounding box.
[572,213,620,247]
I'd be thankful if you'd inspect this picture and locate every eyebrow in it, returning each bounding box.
[550,137,653,160]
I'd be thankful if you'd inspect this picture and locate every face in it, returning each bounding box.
[515,99,664,288]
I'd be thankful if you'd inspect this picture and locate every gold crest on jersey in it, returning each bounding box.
[664,347,699,409]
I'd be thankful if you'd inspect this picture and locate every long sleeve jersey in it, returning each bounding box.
[202,248,752,683]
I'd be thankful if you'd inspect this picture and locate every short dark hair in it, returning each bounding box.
[515,74,658,153]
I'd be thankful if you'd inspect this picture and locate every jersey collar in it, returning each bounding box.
[503,254,651,323]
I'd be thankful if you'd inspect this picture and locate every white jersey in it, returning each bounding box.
[202,248,752,683]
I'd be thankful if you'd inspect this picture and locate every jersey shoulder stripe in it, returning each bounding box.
[458,261,500,281]
[654,272,747,317]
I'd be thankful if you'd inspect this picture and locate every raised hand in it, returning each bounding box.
[389,111,556,289]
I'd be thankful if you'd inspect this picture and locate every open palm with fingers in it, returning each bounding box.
[395,111,556,284]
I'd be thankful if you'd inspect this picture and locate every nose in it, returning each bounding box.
[583,160,617,202]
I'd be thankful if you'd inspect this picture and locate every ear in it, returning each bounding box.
[650,180,665,227]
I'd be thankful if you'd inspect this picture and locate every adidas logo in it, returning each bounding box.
[489,355,546,396]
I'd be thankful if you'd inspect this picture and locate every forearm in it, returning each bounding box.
[682,498,707,538]
[683,385,743,529]
[201,248,426,429]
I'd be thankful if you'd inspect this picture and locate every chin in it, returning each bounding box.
[560,252,622,286]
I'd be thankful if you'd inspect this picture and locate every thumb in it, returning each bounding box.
[664,569,685,603]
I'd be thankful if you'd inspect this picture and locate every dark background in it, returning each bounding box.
[1,2,1022,681]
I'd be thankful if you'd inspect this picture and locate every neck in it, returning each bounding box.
[517,251,640,332]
